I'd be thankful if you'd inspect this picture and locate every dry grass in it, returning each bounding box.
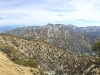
[0,51,40,75]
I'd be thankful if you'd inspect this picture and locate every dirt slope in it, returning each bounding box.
[0,51,40,75]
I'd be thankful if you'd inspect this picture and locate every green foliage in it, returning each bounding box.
[92,41,100,51]
[92,42,100,52]
[92,41,100,57]
[27,59,38,68]
[0,43,38,68]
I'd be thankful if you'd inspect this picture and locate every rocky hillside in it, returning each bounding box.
[0,33,100,75]
[0,33,77,74]
[67,24,100,36]
[3,23,100,55]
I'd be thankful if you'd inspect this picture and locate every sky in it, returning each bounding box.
[0,0,100,27]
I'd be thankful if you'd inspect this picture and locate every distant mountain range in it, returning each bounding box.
[0,25,25,32]
[67,24,100,36]
[3,23,100,55]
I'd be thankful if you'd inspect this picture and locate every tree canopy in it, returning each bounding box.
[92,41,100,57]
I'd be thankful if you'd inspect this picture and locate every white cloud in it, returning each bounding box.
[0,0,100,27]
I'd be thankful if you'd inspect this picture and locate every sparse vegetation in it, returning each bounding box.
[0,43,38,68]
[38,69,45,75]
[1,33,100,75]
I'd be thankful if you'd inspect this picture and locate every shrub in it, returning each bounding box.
[92,41,100,57]
[0,43,38,68]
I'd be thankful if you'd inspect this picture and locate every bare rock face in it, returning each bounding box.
[3,24,100,55]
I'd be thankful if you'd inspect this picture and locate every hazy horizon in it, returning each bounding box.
[0,0,100,27]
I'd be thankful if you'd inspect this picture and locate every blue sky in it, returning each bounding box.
[0,0,100,27]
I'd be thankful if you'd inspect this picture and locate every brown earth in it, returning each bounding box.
[0,51,40,75]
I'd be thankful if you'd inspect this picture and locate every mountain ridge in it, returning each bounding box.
[3,23,100,55]
[67,24,100,36]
